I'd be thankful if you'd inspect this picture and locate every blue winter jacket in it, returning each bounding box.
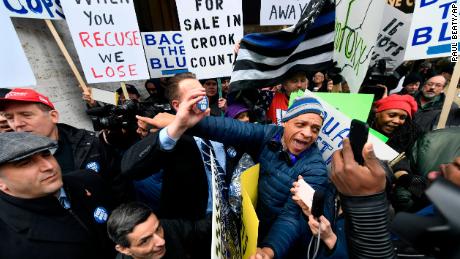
[190,117,329,258]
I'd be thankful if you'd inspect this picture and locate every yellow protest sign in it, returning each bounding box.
[240,164,260,259]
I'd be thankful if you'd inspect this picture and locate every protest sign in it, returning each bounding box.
[404,0,456,60]
[61,0,149,84]
[91,87,117,105]
[240,164,259,259]
[260,0,311,26]
[1,0,64,19]
[176,0,243,79]
[289,91,374,122]
[211,152,240,258]
[141,32,188,78]
[334,0,385,92]
[0,8,36,88]
[301,91,398,165]
[371,3,412,70]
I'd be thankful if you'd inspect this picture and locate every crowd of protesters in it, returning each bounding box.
[0,56,459,259]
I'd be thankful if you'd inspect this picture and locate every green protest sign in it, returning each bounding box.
[289,90,388,142]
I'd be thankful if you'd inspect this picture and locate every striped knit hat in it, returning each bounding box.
[281,96,324,122]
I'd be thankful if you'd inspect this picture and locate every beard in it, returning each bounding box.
[422,91,436,99]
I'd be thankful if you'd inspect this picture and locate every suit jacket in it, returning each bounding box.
[121,133,209,221]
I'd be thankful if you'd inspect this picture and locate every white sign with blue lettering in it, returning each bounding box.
[404,0,455,60]
[1,0,64,20]
[303,91,399,167]
[141,31,188,78]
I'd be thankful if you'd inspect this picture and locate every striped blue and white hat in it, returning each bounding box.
[281,96,324,122]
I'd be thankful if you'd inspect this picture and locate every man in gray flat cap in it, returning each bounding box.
[0,132,115,259]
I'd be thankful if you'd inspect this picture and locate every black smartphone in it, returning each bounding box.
[349,119,369,165]
[311,190,325,218]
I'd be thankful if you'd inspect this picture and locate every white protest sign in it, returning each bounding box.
[0,8,36,88]
[303,91,399,166]
[91,87,117,105]
[176,0,243,79]
[141,32,189,78]
[1,0,64,19]
[370,3,412,70]
[404,0,455,60]
[260,0,311,26]
[61,0,149,84]
[334,0,385,92]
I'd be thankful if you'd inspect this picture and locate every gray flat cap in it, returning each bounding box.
[0,132,57,165]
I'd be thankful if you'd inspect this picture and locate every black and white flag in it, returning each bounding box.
[230,0,335,92]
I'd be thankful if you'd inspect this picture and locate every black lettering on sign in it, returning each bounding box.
[83,10,114,26]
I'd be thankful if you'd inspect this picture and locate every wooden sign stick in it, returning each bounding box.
[437,62,460,129]
[45,19,89,93]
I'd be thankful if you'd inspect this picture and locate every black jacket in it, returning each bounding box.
[0,170,115,259]
[57,123,116,175]
[413,92,459,132]
[57,123,131,202]
[121,133,212,258]
[121,133,209,221]
[115,216,212,259]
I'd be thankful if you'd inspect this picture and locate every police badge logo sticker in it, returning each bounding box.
[86,161,100,173]
[226,146,237,158]
[196,96,209,112]
[93,207,108,224]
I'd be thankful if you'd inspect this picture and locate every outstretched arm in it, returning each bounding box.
[330,139,395,259]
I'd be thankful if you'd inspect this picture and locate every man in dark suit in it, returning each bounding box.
[0,132,115,259]
[121,73,224,258]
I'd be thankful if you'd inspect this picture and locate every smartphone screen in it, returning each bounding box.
[349,119,369,165]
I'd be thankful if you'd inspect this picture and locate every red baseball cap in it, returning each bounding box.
[0,88,55,110]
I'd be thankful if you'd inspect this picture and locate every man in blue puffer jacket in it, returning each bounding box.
[165,78,329,259]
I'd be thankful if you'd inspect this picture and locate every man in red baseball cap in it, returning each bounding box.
[0,89,128,202]
[0,88,58,139]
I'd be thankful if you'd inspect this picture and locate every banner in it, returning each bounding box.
[290,91,398,165]
[0,8,36,88]
[141,32,188,78]
[260,0,312,26]
[240,164,259,259]
[334,0,385,92]
[175,0,243,79]
[61,0,149,83]
[1,0,64,19]
[370,3,412,70]
[404,0,456,60]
